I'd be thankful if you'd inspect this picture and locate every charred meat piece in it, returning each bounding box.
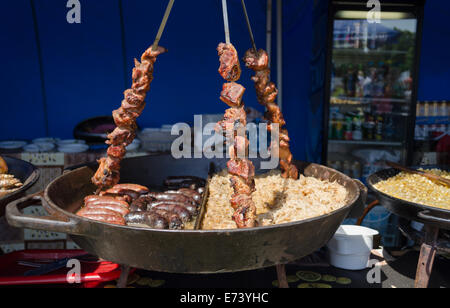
[151,203,192,222]
[215,107,247,134]
[129,195,154,212]
[220,82,245,108]
[243,49,269,71]
[230,194,254,211]
[230,176,255,195]
[227,159,255,181]
[151,209,183,230]
[125,211,168,229]
[217,43,241,82]
[232,202,257,228]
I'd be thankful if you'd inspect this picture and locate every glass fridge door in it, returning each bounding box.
[327,11,418,184]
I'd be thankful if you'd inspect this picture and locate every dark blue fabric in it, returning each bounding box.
[0,0,449,146]
[0,0,46,140]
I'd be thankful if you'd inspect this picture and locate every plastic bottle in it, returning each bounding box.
[375,115,384,140]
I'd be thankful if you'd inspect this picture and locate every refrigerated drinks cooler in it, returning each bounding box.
[323,1,424,184]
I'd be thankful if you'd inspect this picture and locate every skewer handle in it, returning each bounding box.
[222,0,231,44]
[152,0,175,50]
[241,0,257,52]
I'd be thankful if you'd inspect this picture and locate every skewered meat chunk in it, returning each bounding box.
[91,45,167,191]
[227,159,255,181]
[217,43,241,82]
[217,42,257,229]
[243,48,298,179]
[243,49,269,71]
[220,82,246,107]
[215,107,247,135]
[233,202,257,228]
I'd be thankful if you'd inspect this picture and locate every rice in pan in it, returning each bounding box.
[201,169,348,230]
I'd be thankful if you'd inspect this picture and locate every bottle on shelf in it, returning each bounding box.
[375,114,384,141]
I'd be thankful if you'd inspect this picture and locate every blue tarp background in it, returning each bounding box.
[1,0,449,161]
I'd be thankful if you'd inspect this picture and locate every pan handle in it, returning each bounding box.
[347,179,368,218]
[6,193,81,235]
[418,210,450,225]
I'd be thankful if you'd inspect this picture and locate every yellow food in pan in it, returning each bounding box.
[374,169,450,210]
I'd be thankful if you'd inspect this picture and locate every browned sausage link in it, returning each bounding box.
[130,195,154,212]
[84,196,130,208]
[149,201,198,216]
[151,204,192,222]
[177,188,202,203]
[108,184,149,194]
[148,192,196,205]
[151,209,183,230]
[164,176,206,189]
[163,190,199,205]
[84,203,130,216]
[124,211,168,229]
[97,192,132,203]
[78,213,126,225]
[76,207,122,218]
[103,188,142,201]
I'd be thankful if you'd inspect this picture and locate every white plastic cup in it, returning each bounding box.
[326,225,379,270]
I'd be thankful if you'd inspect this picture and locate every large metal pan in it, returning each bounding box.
[6,155,365,274]
[0,156,39,217]
[367,166,450,230]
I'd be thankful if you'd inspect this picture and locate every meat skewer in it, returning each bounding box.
[91,46,167,191]
[243,51,298,180]
[216,1,257,229]
[92,0,175,192]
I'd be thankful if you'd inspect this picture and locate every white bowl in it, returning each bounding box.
[32,137,58,144]
[58,144,89,153]
[57,139,86,145]
[0,141,27,150]
[326,225,379,270]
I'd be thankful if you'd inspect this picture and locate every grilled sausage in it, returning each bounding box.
[177,188,202,203]
[130,195,154,212]
[151,209,183,230]
[164,176,206,190]
[125,211,168,229]
[97,193,132,203]
[77,207,121,217]
[102,188,141,201]
[148,192,196,205]
[84,196,130,208]
[78,213,126,225]
[84,203,129,216]
[151,203,192,222]
[107,184,149,194]
[149,201,198,216]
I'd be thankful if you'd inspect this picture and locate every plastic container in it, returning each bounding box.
[0,249,126,288]
[326,225,379,270]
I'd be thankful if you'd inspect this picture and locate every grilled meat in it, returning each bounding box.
[243,48,298,179]
[91,46,167,190]
[217,43,241,82]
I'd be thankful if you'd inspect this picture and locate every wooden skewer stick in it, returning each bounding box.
[386,161,450,187]
[222,0,231,44]
[241,0,257,52]
[152,0,175,51]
